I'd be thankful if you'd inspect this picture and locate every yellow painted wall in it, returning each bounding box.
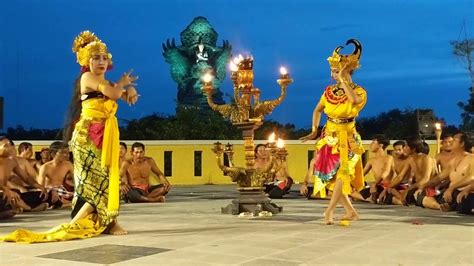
[22,140,438,185]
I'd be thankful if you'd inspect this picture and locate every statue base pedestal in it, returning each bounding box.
[221,187,282,215]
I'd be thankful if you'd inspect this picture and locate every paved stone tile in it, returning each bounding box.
[39,244,171,264]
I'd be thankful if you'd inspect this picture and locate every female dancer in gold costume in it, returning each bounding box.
[2,31,138,242]
[301,39,366,225]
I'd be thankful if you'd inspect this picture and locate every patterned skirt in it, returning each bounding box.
[71,116,118,226]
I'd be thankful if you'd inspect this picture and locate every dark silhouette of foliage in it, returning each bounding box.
[458,87,474,132]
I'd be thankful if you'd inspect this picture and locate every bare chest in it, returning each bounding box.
[45,166,69,186]
[450,160,470,183]
[128,162,152,178]
[372,158,392,178]
[393,159,407,175]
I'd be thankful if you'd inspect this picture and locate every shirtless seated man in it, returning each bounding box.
[0,136,46,216]
[381,140,412,204]
[254,144,293,198]
[436,134,454,172]
[17,142,38,171]
[1,139,21,219]
[417,132,473,211]
[5,138,49,211]
[434,134,455,190]
[38,141,74,208]
[120,142,171,203]
[388,137,435,206]
[356,135,396,203]
[35,147,52,172]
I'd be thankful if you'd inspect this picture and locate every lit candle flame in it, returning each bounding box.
[268,132,276,143]
[233,54,244,65]
[435,123,441,130]
[277,138,285,148]
[202,73,214,83]
[229,61,238,72]
[280,67,288,75]
[233,56,241,64]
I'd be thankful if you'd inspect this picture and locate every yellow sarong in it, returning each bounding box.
[1,98,120,243]
[312,85,367,196]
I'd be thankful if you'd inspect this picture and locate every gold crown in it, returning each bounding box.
[327,39,362,70]
[72,31,112,67]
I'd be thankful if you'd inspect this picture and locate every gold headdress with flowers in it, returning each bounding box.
[72,31,112,67]
[327,39,362,70]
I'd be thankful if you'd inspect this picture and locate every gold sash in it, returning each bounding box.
[81,99,120,214]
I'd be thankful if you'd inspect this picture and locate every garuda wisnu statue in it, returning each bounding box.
[163,16,231,107]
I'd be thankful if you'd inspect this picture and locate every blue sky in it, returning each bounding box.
[0,0,472,130]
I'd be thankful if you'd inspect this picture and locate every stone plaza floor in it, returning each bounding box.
[0,185,473,265]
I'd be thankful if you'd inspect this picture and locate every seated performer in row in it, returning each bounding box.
[5,139,49,212]
[120,142,171,203]
[389,137,435,205]
[1,136,25,219]
[17,142,38,171]
[254,144,293,198]
[436,134,455,172]
[37,141,74,208]
[36,147,52,172]
[356,135,396,203]
[417,132,473,211]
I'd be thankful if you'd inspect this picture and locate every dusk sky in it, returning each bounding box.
[0,0,472,131]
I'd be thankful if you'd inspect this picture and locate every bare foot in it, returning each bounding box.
[324,211,334,225]
[16,199,31,212]
[150,196,165,203]
[338,211,360,221]
[30,203,48,212]
[440,203,452,212]
[107,222,128,235]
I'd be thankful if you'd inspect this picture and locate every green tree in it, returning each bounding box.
[357,108,419,140]
[451,38,474,131]
[457,87,474,131]
[120,106,241,140]
[451,39,474,89]
[1,126,60,140]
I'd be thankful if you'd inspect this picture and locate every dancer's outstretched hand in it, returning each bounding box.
[300,131,318,142]
[124,86,139,106]
[119,69,139,87]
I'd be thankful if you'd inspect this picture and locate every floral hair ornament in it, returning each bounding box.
[72,31,113,71]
